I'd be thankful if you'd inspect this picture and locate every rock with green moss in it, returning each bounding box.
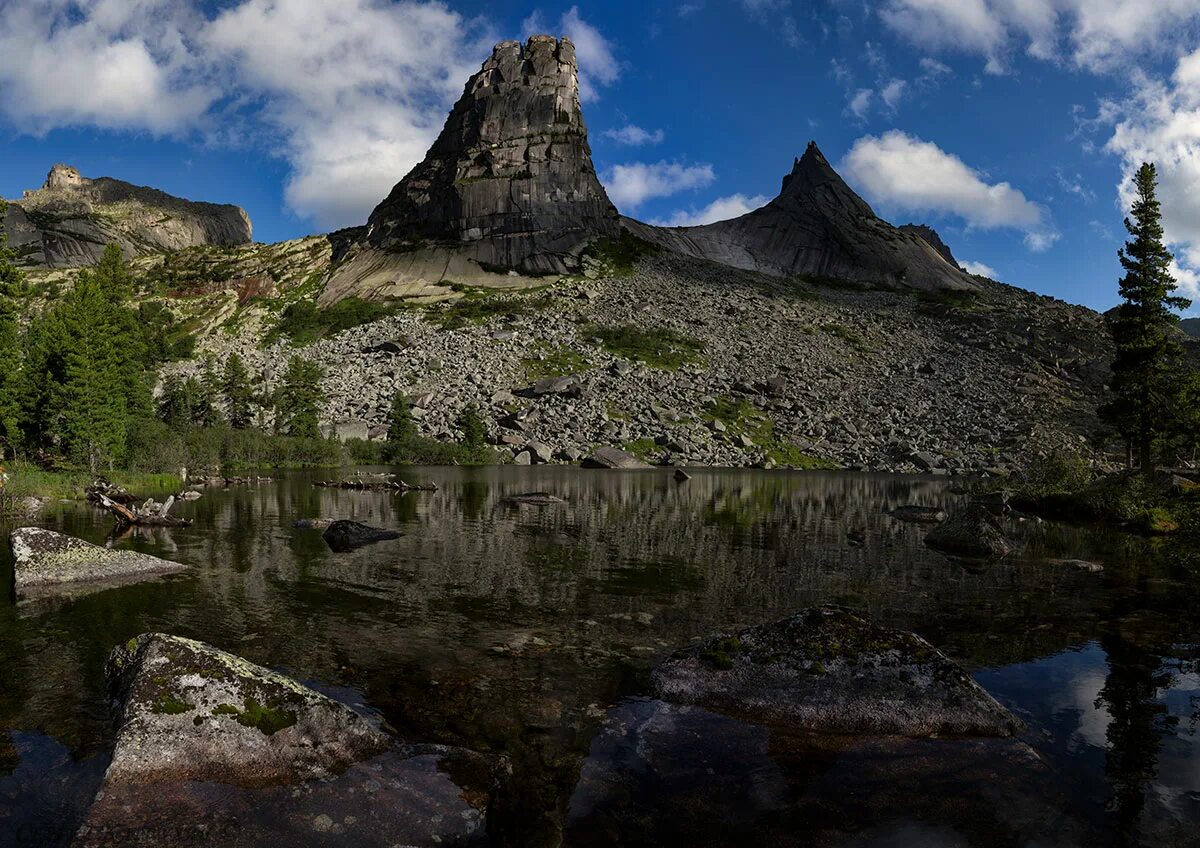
[924,504,1011,558]
[651,606,1020,738]
[100,633,393,787]
[9,527,189,599]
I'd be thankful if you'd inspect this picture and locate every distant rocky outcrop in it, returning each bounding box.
[626,142,979,292]
[324,35,619,304]
[2,164,252,268]
[899,224,960,269]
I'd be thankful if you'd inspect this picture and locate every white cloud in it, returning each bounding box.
[650,193,770,227]
[601,161,716,209]
[881,0,1200,73]
[841,130,1057,250]
[604,124,665,146]
[881,78,908,110]
[847,89,873,119]
[525,6,620,102]
[205,0,490,230]
[962,260,998,278]
[0,0,215,134]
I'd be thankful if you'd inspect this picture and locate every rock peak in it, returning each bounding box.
[780,141,844,197]
[44,163,88,191]
[360,34,618,276]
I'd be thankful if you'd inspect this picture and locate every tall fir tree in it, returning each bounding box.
[222,354,255,430]
[1100,163,1192,473]
[0,202,26,457]
[387,392,417,443]
[276,357,324,438]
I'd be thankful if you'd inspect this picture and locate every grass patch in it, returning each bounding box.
[914,289,984,317]
[819,323,870,351]
[705,396,837,470]
[2,461,181,503]
[623,438,660,462]
[264,297,398,346]
[522,342,590,381]
[584,230,661,276]
[430,288,552,330]
[585,323,704,370]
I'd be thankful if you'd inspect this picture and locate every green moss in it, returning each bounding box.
[623,438,660,461]
[522,343,590,380]
[700,636,744,670]
[152,694,193,715]
[819,323,870,351]
[583,230,661,276]
[213,704,240,717]
[235,698,298,736]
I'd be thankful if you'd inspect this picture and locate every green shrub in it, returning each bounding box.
[584,230,661,276]
[265,297,396,346]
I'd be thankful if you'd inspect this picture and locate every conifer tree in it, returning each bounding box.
[276,357,324,438]
[1100,163,1192,474]
[387,392,417,443]
[0,202,26,456]
[222,354,255,430]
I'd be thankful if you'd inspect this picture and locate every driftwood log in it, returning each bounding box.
[313,479,439,493]
[98,493,193,528]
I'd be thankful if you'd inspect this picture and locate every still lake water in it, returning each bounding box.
[0,467,1197,847]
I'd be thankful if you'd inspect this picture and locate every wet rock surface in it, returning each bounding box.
[651,606,1021,737]
[582,447,650,469]
[925,504,1012,558]
[888,504,947,523]
[322,521,402,552]
[72,634,489,847]
[9,528,189,598]
[101,634,393,787]
[567,699,1083,848]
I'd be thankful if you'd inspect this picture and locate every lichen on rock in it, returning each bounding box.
[9,527,189,599]
[651,606,1021,738]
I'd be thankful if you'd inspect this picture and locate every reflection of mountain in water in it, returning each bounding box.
[0,468,1197,845]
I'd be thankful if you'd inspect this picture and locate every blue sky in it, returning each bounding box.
[3,1,1200,314]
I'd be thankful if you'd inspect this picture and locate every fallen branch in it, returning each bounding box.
[98,493,193,528]
[313,479,438,493]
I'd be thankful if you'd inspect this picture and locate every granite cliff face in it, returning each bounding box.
[324,35,619,304]
[625,143,979,292]
[2,164,252,268]
[899,224,961,270]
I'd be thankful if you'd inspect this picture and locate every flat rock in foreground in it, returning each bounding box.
[650,606,1020,738]
[101,633,392,787]
[72,634,489,847]
[9,528,189,598]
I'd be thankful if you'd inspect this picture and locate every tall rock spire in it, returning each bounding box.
[364,35,619,275]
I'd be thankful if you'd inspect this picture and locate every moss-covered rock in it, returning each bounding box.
[651,606,1020,738]
[924,503,1011,558]
[102,633,393,787]
[9,527,189,599]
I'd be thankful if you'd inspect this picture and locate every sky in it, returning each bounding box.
[2,1,1200,314]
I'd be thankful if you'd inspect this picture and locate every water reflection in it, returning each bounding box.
[0,467,1196,846]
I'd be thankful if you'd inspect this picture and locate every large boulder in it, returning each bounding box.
[581,447,651,470]
[925,503,1011,558]
[322,521,402,552]
[9,528,189,598]
[74,634,490,846]
[650,606,1020,738]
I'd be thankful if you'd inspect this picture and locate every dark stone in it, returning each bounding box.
[522,375,582,398]
[651,606,1020,737]
[361,339,407,355]
[888,505,947,524]
[925,504,1011,558]
[899,223,961,269]
[323,521,402,552]
[582,447,651,469]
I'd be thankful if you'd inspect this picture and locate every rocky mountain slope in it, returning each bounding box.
[624,143,978,292]
[2,164,252,268]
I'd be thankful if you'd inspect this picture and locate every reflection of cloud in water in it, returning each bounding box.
[1057,667,1111,749]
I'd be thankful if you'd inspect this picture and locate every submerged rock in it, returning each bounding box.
[925,504,1011,558]
[75,634,490,847]
[322,520,402,552]
[888,505,946,524]
[650,606,1020,738]
[1049,558,1104,573]
[582,447,651,470]
[502,492,566,506]
[9,527,189,598]
[293,518,335,530]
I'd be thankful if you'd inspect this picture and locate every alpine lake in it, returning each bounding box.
[0,467,1197,847]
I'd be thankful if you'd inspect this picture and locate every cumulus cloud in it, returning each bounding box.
[962,260,998,278]
[523,6,620,102]
[0,0,215,134]
[1101,54,1200,297]
[651,193,770,227]
[841,131,1057,250]
[880,0,1200,73]
[601,161,716,210]
[604,124,665,146]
